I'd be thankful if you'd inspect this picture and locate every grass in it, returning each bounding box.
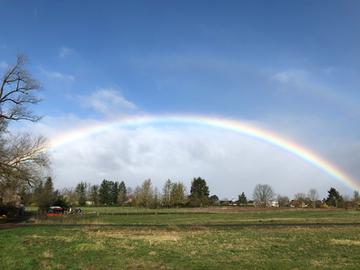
[29,207,360,226]
[1,208,360,269]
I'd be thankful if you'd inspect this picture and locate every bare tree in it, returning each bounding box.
[162,179,173,207]
[308,189,319,208]
[277,195,290,207]
[0,134,47,186]
[294,193,307,202]
[0,55,48,191]
[170,182,187,207]
[134,179,155,208]
[253,184,274,207]
[0,54,41,122]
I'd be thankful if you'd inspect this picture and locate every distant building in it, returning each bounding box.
[289,200,308,208]
[269,200,279,207]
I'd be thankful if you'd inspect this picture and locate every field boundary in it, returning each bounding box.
[2,222,360,230]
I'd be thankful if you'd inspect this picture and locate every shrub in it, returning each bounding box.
[320,203,328,208]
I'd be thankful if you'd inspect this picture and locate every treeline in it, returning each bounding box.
[250,184,360,209]
[22,177,360,210]
[24,177,215,210]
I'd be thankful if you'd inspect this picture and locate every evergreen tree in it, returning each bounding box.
[44,177,54,197]
[325,187,343,207]
[117,181,127,205]
[110,181,119,205]
[353,190,359,202]
[189,177,210,207]
[209,195,219,205]
[238,192,248,205]
[75,181,87,206]
[89,185,99,205]
[99,179,113,205]
[34,177,55,214]
[52,191,70,210]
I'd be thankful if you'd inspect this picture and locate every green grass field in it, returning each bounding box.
[1,207,360,269]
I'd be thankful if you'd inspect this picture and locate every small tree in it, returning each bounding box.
[277,195,290,207]
[117,181,127,205]
[325,187,343,208]
[294,193,307,202]
[75,181,87,206]
[253,184,274,207]
[89,185,99,205]
[209,195,219,205]
[151,187,161,208]
[352,190,359,204]
[110,181,119,205]
[134,179,154,208]
[170,182,187,207]
[308,189,319,208]
[353,191,360,208]
[237,192,247,205]
[99,179,113,205]
[52,191,70,210]
[189,177,210,207]
[34,177,55,215]
[162,179,173,207]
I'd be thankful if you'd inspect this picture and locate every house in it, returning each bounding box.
[269,200,279,207]
[290,200,308,208]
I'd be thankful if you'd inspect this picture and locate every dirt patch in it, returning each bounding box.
[126,259,167,270]
[28,234,78,243]
[77,240,105,251]
[86,229,182,242]
[53,235,78,242]
[42,250,53,258]
[133,232,180,242]
[330,239,360,246]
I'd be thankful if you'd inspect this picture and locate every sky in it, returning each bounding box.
[1,0,360,199]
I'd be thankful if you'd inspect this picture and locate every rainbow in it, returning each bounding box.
[47,114,359,191]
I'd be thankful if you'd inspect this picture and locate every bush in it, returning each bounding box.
[0,204,24,218]
[320,203,328,208]
[52,195,71,210]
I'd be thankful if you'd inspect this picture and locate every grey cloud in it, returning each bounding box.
[36,117,358,199]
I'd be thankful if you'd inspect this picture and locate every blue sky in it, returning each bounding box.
[1,1,360,197]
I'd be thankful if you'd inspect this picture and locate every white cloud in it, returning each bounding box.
[39,66,75,82]
[271,69,308,86]
[58,47,76,58]
[271,69,360,116]
[82,88,137,116]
